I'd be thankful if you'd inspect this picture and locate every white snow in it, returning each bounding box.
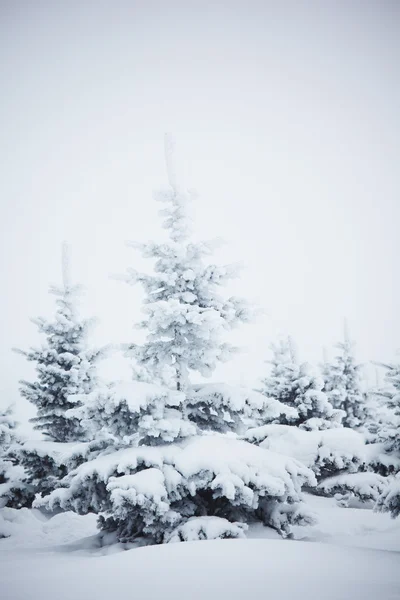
[292,493,400,552]
[1,499,399,600]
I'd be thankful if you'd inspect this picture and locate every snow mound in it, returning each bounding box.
[0,506,97,546]
[294,493,400,552]
[1,537,399,600]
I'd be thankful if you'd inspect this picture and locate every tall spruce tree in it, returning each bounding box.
[323,322,366,429]
[123,134,251,394]
[16,244,104,442]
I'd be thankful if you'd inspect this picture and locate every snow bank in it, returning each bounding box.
[1,536,399,600]
[0,506,97,545]
[293,493,400,552]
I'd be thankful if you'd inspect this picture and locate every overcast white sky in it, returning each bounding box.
[1,1,399,426]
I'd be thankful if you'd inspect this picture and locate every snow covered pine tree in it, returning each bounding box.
[0,406,29,509]
[362,370,394,444]
[37,136,316,544]
[259,337,342,430]
[249,338,385,507]
[12,244,106,502]
[375,359,400,518]
[322,322,367,429]
[16,243,104,443]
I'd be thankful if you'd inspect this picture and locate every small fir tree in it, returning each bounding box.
[16,244,104,442]
[375,358,400,518]
[122,134,251,395]
[259,338,341,430]
[323,322,366,429]
[362,369,395,443]
[290,362,343,430]
[0,406,29,509]
[258,339,299,408]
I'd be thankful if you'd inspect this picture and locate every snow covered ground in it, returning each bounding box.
[1,495,399,600]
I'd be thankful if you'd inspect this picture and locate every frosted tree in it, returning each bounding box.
[258,338,299,409]
[259,338,341,430]
[122,134,251,396]
[320,346,331,391]
[375,360,400,457]
[323,323,366,429]
[0,406,29,509]
[0,406,18,456]
[0,406,18,500]
[290,363,343,430]
[16,243,104,442]
[362,369,395,443]
[36,139,317,544]
[375,358,400,517]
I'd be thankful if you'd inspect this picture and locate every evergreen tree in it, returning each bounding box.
[122,134,251,394]
[323,323,366,429]
[0,406,18,496]
[375,358,400,518]
[259,338,341,430]
[291,362,343,430]
[0,406,17,456]
[0,406,28,509]
[363,369,395,443]
[375,360,400,456]
[16,244,104,442]
[258,339,299,408]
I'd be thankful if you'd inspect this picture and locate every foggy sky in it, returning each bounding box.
[1,1,399,428]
